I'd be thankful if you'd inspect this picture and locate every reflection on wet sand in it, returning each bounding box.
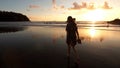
[1,25,120,68]
[78,27,105,42]
[0,26,27,33]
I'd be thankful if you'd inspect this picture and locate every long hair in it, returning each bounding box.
[67,16,73,23]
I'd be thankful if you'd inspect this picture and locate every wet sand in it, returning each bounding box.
[0,26,120,68]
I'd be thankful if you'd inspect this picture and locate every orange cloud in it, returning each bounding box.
[102,1,112,9]
[60,5,65,9]
[69,2,95,10]
[69,2,85,10]
[72,2,81,9]
[87,3,95,10]
[69,1,112,10]
[52,0,65,10]
[29,5,40,9]
[52,0,56,9]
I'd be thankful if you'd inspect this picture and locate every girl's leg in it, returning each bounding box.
[67,44,71,57]
[72,45,80,64]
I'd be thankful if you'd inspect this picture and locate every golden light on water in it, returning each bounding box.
[89,28,96,37]
[87,24,98,38]
[87,25,102,38]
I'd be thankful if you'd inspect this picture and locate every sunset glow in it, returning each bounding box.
[0,0,120,21]
[83,9,105,22]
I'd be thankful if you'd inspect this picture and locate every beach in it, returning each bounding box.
[0,22,120,68]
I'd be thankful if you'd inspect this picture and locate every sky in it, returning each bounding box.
[0,0,120,21]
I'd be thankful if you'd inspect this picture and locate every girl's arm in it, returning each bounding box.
[75,24,79,39]
[76,29,79,39]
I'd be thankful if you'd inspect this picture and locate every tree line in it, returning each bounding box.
[0,11,30,21]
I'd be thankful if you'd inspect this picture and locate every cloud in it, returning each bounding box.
[87,3,95,10]
[52,0,56,9]
[102,1,112,9]
[26,4,40,11]
[69,1,112,10]
[29,5,40,9]
[81,2,87,8]
[52,0,65,10]
[60,5,65,9]
[52,5,65,10]
[69,2,95,10]
[69,2,84,10]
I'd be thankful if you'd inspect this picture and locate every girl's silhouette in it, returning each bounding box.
[66,16,80,65]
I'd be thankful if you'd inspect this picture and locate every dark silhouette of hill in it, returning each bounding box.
[0,11,30,21]
[108,18,120,25]
[0,11,29,33]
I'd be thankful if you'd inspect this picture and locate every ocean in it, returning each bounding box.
[0,21,120,68]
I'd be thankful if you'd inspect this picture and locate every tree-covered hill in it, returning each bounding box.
[107,18,120,25]
[0,11,30,21]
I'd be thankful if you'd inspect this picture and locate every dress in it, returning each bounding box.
[66,22,77,45]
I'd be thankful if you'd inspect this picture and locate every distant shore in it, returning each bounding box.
[107,18,120,25]
[0,11,30,22]
[0,11,29,33]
